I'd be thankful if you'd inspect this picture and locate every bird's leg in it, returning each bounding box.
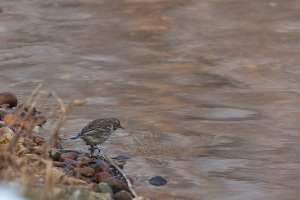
[89,145,95,156]
[94,145,101,155]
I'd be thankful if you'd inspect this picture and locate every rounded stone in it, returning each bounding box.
[64,158,76,167]
[49,149,61,161]
[94,172,112,183]
[74,167,95,177]
[104,177,129,193]
[32,126,42,134]
[34,136,46,145]
[59,152,78,162]
[95,162,113,174]
[0,92,18,108]
[148,176,168,186]
[114,190,132,200]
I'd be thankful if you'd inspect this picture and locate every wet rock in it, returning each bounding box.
[114,190,132,200]
[104,177,129,193]
[74,167,95,177]
[3,113,23,126]
[52,161,66,168]
[34,136,46,145]
[95,161,113,174]
[59,152,78,162]
[113,155,132,161]
[49,149,62,161]
[94,172,112,183]
[0,92,18,108]
[148,176,168,186]
[63,158,76,167]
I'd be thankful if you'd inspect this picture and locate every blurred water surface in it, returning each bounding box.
[1,0,300,199]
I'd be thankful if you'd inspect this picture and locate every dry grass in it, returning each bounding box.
[0,85,107,200]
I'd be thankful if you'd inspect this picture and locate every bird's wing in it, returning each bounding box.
[77,118,111,137]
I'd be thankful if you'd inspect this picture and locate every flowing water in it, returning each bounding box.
[1,0,300,199]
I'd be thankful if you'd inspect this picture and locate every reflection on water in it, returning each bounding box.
[1,0,300,199]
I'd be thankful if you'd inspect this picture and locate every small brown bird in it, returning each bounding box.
[71,118,124,154]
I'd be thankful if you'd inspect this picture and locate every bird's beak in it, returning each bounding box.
[118,125,125,129]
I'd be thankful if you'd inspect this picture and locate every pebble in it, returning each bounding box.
[63,158,76,167]
[114,190,132,200]
[0,92,18,108]
[34,136,46,145]
[94,172,112,183]
[59,152,78,162]
[103,177,130,193]
[3,114,23,126]
[113,155,132,161]
[32,126,41,134]
[52,161,66,168]
[74,167,95,177]
[148,176,168,186]
[49,149,61,161]
[95,161,113,174]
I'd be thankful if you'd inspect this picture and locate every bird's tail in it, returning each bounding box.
[70,136,78,139]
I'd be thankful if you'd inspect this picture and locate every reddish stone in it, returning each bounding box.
[59,152,78,162]
[74,167,95,177]
[0,92,18,108]
[94,172,112,183]
[34,136,46,145]
[114,190,132,200]
[52,161,66,168]
[95,162,112,174]
[63,158,76,167]
[3,113,23,126]
[104,177,130,193]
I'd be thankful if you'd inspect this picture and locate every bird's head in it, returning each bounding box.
[111,118,124,130]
